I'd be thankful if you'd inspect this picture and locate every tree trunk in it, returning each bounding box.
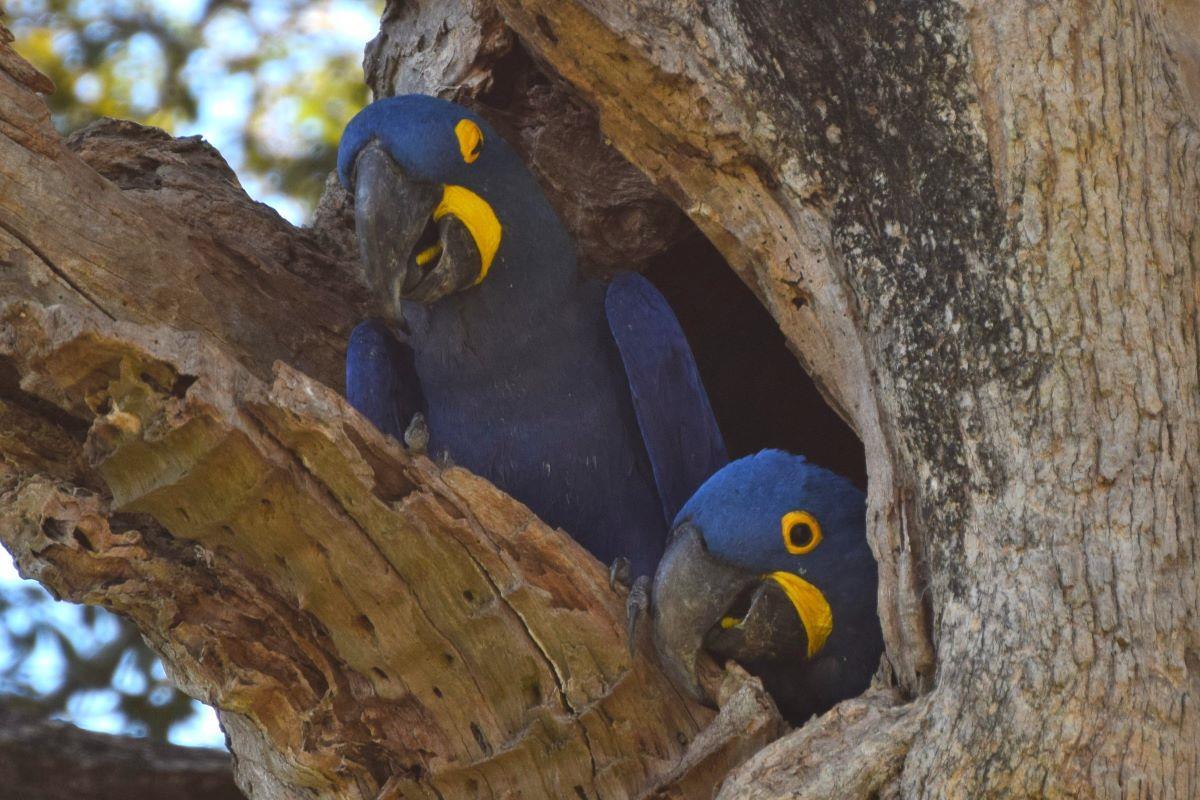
[3,0,1198,798]
[0,19,780,800]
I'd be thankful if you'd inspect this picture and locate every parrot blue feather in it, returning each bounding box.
[663,450,883,722]
[606,272,728,523]
[346,320,425,442]
[340,95,726,578]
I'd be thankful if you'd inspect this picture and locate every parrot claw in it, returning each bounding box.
[626,575,650,655]
[403,412,429,453]
[609,557,631,590]
[435,449,455,469]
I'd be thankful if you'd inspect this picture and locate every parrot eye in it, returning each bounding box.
[455,118,483,164]
[781,510,822,554]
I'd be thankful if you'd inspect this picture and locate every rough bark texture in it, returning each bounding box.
[3,0,1199,797]
[0,25,781,800]
[0,300,743,799]
[478,0,1200,796]
[0,706,242,800]
[715,688,924,800]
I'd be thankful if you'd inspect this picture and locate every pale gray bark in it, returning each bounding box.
[2,1,1198,797]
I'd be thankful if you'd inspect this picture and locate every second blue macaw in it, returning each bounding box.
[651,450,883,723]
[338,95,726,579]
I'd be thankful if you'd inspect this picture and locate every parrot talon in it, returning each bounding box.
[609,557,632,590]
[403,412,429,453]
[626,575,650,655]
[435,449,455,469]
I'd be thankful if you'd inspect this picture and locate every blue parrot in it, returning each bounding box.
[338,95,727,580]
[650,449,883,723]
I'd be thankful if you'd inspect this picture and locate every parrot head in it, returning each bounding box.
[651,450,881,717]
[338,95,541,312]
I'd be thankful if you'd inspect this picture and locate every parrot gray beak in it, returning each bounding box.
[651,524,827,702]
[650,524,760,699]
[353,141,482,314]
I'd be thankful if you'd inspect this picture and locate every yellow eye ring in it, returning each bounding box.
[455,118,483,164]
[781,510,822,555]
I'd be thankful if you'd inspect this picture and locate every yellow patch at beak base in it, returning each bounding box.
[767,571,833,658]
[415,243,442,267]
[434,184,502,284]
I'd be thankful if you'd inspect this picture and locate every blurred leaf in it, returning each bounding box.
[5,0,380,217]
[0,580,196,742]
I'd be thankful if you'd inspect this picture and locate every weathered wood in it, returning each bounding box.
[715,688,925,800]
[0,36,367,390]
[4,0,1200,795]
[643,664,785,800]
[0,297,780,799]
[484,0,1200,796]
[0,27,781,799]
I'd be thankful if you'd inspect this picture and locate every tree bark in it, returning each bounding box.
[2,0,1198,797]
[0,706,242,800]
[0,22,781,800]
[481,0,1200,796]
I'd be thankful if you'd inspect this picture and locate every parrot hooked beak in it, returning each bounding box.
[650,523,832,700]
[353,141,499,311]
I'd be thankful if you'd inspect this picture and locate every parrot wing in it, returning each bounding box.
[606,272,728,523]
[346,319,426,442]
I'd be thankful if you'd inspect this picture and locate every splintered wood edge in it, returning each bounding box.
[0,299,781,800]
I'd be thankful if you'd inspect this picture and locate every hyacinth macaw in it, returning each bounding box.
[651,449,883,722]
[338,95,727,580]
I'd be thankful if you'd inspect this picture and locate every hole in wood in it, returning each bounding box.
[72,528,95,552]
[171,373,197,398]
[640,219,880,723]
[644,229,866,487]
[470,721,492,755]
[40,517,72,541]
[355,614,377,638]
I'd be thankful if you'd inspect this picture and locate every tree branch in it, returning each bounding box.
[0,705,241,800]
[0,26,781,799]
[715,688,927,800]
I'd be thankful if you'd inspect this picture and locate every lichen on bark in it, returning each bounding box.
[3,0,1199,796]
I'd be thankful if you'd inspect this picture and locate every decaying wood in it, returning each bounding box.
[0,28,781,799]
[4,0,1200,795]
[0,706,241,800]
[642,664,785,800]
[0,41,367,390]
[0,300,716,798]
[715,688,924,800]
[478,0,1200,796]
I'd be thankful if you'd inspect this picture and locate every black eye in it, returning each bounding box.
[781,511,822,554]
